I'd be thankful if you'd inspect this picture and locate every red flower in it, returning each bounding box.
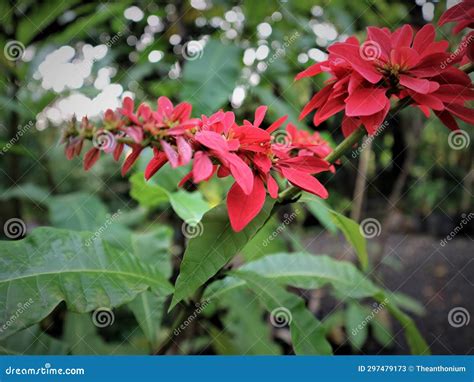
[439,0,474,34]
[297,24,474,135]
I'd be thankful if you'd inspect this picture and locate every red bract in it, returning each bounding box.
[297,24,474,136]
[439,0,474,62]
[63,98,333,232]
[439,0,474,34]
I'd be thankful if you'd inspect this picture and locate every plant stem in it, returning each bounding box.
[277,98,412,204]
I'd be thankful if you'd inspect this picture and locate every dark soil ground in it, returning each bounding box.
[304,232,473,355]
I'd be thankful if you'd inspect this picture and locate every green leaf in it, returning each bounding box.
[0,325,68,355]
[0,183,50,203]
[203,252,429,355]
[168,190,211,223]
[232,271,332,355]
[0,227,173,339]
[180,39,241,115]
[216,289,281,355]
[329,210,369,271]
[390,292,426,316]
[128,226,173,347]
[129,172,169,208]
[64,312,144,355]
[203,253,379,301]
[345,302,369,351]
[170,200,275,310]
[299,193,338,234]
[48,192,109,231]
[371,311,394,348]
[375,293,430,355]
[128,293,167,349]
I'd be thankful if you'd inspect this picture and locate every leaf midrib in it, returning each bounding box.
[0,269,168,289]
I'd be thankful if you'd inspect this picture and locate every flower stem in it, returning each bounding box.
[277,99,410,204]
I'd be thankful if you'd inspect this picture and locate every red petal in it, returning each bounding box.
[192,152,214,183]
[281,167,328,199]
[295,61,326,80]
[254,106,267,128]
[227,176,266,232]
[342,116,361,137]
[399,75,438,94]
[113,143,124,161]
[121,145,142,176]
[267,115,288,133]
[224,153,254,195]
[176,136,192,166]
[145,151,168,180]
[434,110,459,132]
[83,148,100,171]
[328,43,383,84]
[299,85,333,120]
[345,87,388,117]
[413,24,435,54]
[279,156,330,174]
[160,140,179,168]
[267,174,279,198]
[195,131,228,152]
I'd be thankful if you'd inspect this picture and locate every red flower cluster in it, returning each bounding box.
[439,0,474,63]
[63,97,333,232]
[297,24,474,136]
